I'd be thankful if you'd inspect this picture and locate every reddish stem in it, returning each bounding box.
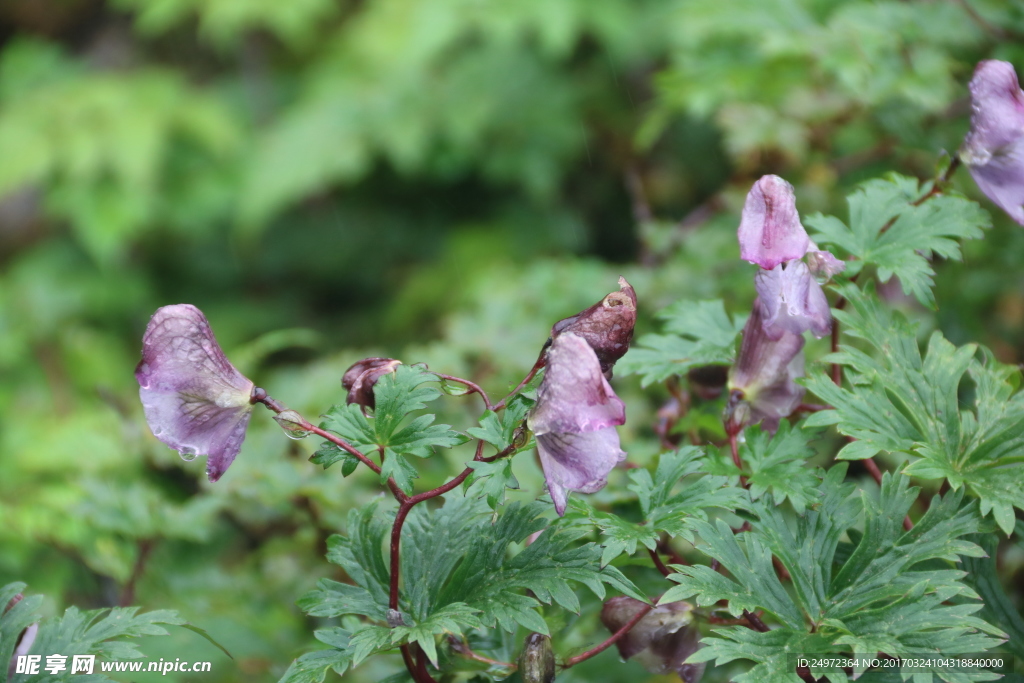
[729,433,749,488]
[743,610,769,632]
[648,548,673,578]
[563,602,654,668]
[493,350,547,411]
[433,373,493,410]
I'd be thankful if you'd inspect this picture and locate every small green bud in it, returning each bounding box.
[518,633,555,683]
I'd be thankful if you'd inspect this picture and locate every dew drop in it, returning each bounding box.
[138,362,150,376]
[178,446,199,462]
[284,429,310,440]
[153,426,164,436]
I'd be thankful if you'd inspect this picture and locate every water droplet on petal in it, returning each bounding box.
[178,446,198,462]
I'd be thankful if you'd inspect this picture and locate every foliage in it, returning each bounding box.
[662,470,1006,683]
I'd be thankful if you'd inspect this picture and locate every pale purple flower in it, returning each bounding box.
[135,304,256,482]
[527,332,626,515]
[961,60,1024,225]
[725,301,805,434]
[600,597,704,683]
[755,260,832,340]
[551,277,637,378]
[737,175,810,270]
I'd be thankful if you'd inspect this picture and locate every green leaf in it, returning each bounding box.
[666,471,1005,681]
[466,394,533,453]
[805,284,1024,534]
[618,300,744,387]
[464,459,520,509]
[807,174,989,308]
[960,534,1024,660]
[389,603,482,667]
[707,421,823,513]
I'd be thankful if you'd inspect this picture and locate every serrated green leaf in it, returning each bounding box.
[618,300,743,387]
[466,394,533,454]
[807,174,989,308]
[465,459,519,509]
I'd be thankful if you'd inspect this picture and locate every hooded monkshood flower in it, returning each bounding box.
[550,277,637,378]
[961,60,1024,225]
[135,304,256,482]
[527,332,627,515]
[600,597,704,683]
[725,301,805,434]
[737,175,810,270]
[739,175,840,339]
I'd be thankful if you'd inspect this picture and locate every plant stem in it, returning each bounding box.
[451,638,517,670]
[433,373,493,410]
[562,602,654,668]
[648,548,672,577]
[493,350,547,411]
[743,610,769,632]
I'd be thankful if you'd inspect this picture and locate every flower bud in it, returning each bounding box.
[135,304,256,482]
[518,633,555,683]
[737,175,810,270]
[342,357,401,410]
[528,333,627,515]
[600,597,704,682]
[551,277,637,378]
[961,60,1024,225]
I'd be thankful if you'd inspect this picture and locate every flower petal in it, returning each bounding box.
[528,333,625,435]
[755,261,831,339]
[738,175,810,269]
[728,301,806,432]
[551,277,637,378]
[136,304,255,482]
[536,428,626,516]
[962,60,1024,225]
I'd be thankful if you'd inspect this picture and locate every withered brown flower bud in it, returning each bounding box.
[600,597,704,683]
[341,357,401,410]
[551,277,637,378]
[518,633,555,683]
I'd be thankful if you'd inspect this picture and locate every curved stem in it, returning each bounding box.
[433,373,493,411]
[563,602,654,668]
[493,350,547,411]
[648,547,672,578]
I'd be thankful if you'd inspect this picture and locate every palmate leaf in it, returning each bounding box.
[661,469,1005,683]
[319,365,468,493]
[618,300,744,387]
[805,285,1024,534]
[706,421,823,513]
[567,446,747,566]
[2,581,224,683]
[290,495,645,681]
[806,174,989,309]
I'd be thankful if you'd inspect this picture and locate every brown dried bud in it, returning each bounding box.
[600,597,704,683]
[341,358,401,410]
[518,633,555,683]
[550,277,637,379]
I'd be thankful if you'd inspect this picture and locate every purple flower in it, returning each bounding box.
[755,260,832,340]
[737,175,810,270]
[961,60,1024,225]
[805,248,846,280]
[527,332,626,515]
[725,301,805,434]
[342,357,401,411]
[551,277,637,378]
[135,304,256,482]
[600,597,704,683]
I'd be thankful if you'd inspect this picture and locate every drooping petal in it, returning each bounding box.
[727,301,806,433]
[528,332,628,515]
[342,357,401,410]
[536,429,626,516]
[551,277,637,378]
[755,261,832,339]
[600,597,704,682]
[738,175,810,270]
[529,333,625,435]
[135,304,255,482]
[961,60,1024,225]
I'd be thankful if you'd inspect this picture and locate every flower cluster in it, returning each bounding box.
[728,175,843,433]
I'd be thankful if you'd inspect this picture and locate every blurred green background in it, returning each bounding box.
[2,0,1024,681]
